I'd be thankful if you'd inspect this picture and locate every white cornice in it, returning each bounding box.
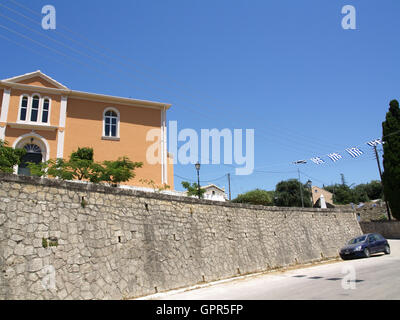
[7,122,58,131]
[2,70,69,90]
[69,90,172,110]
[0,81,172,110]
[0,81,69,95]
[201,184,226,192]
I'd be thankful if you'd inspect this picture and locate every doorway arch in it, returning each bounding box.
[13,132,50,176]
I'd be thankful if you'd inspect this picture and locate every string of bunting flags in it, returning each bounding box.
[293,138,383,165]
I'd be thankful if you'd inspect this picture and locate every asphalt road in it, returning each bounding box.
[152,239,400,300]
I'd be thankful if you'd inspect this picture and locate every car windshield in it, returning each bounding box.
[348,235,367,244]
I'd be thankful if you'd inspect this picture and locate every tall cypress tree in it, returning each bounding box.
[382,99,400,220]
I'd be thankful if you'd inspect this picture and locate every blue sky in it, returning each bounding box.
[0,0,399,197]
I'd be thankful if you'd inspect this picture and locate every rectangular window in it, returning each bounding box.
[20,108,27,121]
[20,97,28,121]
[31,97,40,122]
[42,100,49,123]
[42,111,48,123]
[31,109,38,122]
[111,124,117,137]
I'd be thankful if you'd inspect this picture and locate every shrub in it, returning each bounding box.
[232,189,274,206]
[0,140,26,173]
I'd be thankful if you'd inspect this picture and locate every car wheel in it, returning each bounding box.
[363,248,370,258]
[384,245,391,255]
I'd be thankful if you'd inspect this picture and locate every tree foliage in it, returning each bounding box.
[27,147,142,185]
[232,189,274,206]
[382,99,400,219]
[181,181,205,198]
[0,140,26,173]
[324,184,355,205]
[102,156,142,185]
[323,180,383,205]
[68,147,98,181]
[353,181,383,201]
[274,179,312,207]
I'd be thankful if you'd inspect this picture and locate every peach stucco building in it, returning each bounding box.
[0,71,174,188]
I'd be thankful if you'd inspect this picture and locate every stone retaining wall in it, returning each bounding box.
[0,174,362,300]
[359,221,400,239]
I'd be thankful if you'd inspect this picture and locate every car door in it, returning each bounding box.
[368,235,379,253]
[374,234,386,252]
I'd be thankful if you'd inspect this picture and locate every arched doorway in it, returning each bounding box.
[18,144,43,176]
[13,133,49,176]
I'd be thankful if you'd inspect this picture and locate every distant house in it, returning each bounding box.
[201,184,227,202]
[311,186,334,208]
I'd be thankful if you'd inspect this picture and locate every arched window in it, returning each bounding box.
[104,109,119,138]
[31,95,40,122]
[42,98,50,123]
[19,96,29,121]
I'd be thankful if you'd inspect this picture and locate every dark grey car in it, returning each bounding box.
[339,233,391,260]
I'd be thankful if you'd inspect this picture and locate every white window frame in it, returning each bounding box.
[102,107,120,139]
[40,96,52,124]
[17,93,52,126]
[29,93,41,123]
[17,94,30,122]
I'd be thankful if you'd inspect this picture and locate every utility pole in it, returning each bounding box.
[298,168,304,208]
[195,162,201,199]
[373,145,392,221]
[227,173,231,201]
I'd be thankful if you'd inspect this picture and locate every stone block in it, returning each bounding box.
[27,258,43,272]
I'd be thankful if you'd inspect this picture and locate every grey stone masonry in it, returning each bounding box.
[359,221,400,239]
[0,173,362,300]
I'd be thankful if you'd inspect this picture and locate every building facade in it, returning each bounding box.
[312,186,333,207]
[201,184,228,202]
[0,71,174,188]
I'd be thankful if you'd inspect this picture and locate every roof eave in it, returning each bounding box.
[2,70,69,90]
[0,82,172,110]
[69,90,172,110]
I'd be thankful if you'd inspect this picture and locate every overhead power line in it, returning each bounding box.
[1,0,398,174]
[1,0,355,156]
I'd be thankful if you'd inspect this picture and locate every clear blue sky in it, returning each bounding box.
[0,0,399,198]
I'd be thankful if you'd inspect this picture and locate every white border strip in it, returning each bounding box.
[56,96,68,159]
[0,89,11,141]
[58,96,68,128]
[0,88,11,123]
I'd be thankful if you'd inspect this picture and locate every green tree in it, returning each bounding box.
[181,181,205,198]
[28,147,97,181]
[382,99,400,219]
[324,184,354,205]
[0,140,26,173]
[274,179,312,207]
[27,160,50,177]
[365,180,384,200]
[68,147,97,181]
[27,158,74,180]
[232,189,274,206]
[324,180,384,205]
[352,181,383,202]
[102,156,143,186]
[26,148,142,185]
[47,158,74,180]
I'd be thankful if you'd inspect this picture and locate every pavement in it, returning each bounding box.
[141,239,400,300]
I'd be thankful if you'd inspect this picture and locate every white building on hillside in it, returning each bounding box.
[201,184,228,202]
